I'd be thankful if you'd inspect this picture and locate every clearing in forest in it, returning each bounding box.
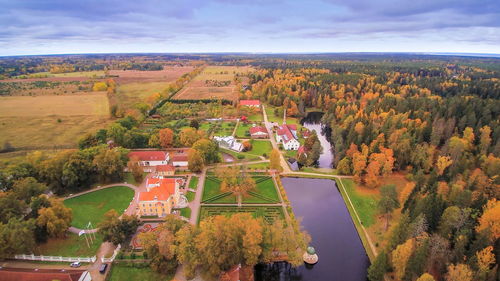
[173,66,254,101]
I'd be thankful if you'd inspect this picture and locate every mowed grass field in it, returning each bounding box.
[35,232,103,257]
[173,66,254,101]
[0,93,109,116]
[108,264,174,281]
[63,186,135,229]
[0,93,111,151]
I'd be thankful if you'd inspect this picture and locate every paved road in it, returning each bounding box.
[262,104,292,173]
[189,169,207,225]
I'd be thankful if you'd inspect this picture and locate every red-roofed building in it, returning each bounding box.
[239,100,261,108]
[172,155,188,167]
[249,125,269,139]
[0,268,90,281]
[128,151,170,169]
[138,178,180,217]
[155,164,175,176]
[276,124,299,150]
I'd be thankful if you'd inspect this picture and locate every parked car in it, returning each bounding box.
[99,263,108,274]
[70,262,81,268]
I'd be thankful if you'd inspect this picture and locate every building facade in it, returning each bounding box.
[138,178,180,217]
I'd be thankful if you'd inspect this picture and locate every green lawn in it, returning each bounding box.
[338,178,378,227]
[242,177,280,203]
[202,177,237,203]
[247,162,270,169]
[188,176,199,189]
[35,232,103,257]
[124,172,146,185]
[248,112,263,121]
[186,191,196,202]
[235,122,251,138]
[108,264,174,281]
[284,149,297,158]
[247,140,272,157]
[64,186,135,229]
[220,148,260,162]
[180,207,192,218]
[264,105,282,123]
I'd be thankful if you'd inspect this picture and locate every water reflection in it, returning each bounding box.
[255,178,369,281]
[300,112,333,168]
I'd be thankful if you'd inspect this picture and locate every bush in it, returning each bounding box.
[131,252,136,259]
[237,155,245,159]
[262,153,267,158]
[142,251,148,259]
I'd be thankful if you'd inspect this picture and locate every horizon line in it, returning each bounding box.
[1,51,500,59]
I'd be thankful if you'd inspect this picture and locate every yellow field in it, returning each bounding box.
[0,93,109,117]
[116,81,170,109]
[0,93,111,151]
[193,66,254,81]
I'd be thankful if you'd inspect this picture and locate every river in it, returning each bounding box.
[300,112,333,169]
[255,177,369,281]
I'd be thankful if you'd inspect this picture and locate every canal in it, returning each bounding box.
[300,112,333,169]
[255,177,369,281]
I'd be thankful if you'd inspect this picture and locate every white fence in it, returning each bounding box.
[14,254,96,263]
[101,244,121,263]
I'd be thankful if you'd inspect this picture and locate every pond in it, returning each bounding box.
[255,177,369,281]
[300,112,333,168]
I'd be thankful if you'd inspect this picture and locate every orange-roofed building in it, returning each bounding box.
[138,178,180,217]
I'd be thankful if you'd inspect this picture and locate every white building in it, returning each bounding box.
[128,151,170,166]
[214,136,244,152]
[276,124,300,150]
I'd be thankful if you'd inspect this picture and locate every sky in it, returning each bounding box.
[0,0,499,56]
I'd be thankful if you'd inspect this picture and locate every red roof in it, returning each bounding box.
[287,124,297,131]
[140,178,176,201]
[240,100,261,106]
[172,155,188,162]
[0,268,85,281]
[129,151,168,161]
[156,164,175,172]
[249,126,268,135]
[277,124,296,144]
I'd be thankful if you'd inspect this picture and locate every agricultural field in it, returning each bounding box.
[63,186,135,229]
[0,80,94,96]
[109,65,194,83]
[173,66,254,101]
[0,93,111,151]
[115,81,170,111]
[0,94,109,116]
